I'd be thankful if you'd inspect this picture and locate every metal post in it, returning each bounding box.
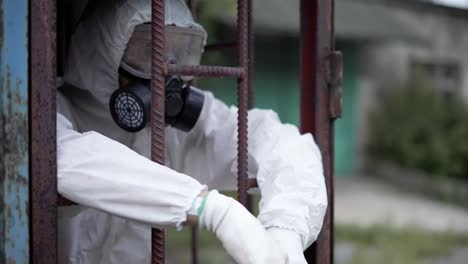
[247,0,254,111]
[185,1,200,262]
[237,0,249,207]
[245,0,255,213]
[30,0,58,263]
[1,0,30,262]
[300,0,335,263]
[151,0,166,263]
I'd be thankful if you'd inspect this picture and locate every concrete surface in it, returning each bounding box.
[335,176,468,232]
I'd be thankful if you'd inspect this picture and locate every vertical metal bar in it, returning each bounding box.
[151,0,166,263]
[187,0,199,264]
[186,1,199,263]
[237,0,249,207]
[300,0,334,263]
[190,226,199,264]
[247,0,254,110]
[1,0,30,262]
[30,0,58,263]
[245,0,255,212]
[185,2,200,263]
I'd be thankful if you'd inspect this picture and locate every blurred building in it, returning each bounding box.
[205,0,468,176]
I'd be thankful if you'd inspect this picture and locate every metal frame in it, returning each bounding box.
[150,1,167,262]
[150,0,252,262]
[301,1,338,263]
[20,0,337,263]
[30,0,58,263]
[184,0,256,262]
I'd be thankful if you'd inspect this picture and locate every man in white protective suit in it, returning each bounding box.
[57,0,327,263]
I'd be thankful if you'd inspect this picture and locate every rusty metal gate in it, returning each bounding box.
[1,0,339,263]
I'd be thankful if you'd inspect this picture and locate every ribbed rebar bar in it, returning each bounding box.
[237,0,249,206]
[248,178,258,189]
[166,64,244,78]
[151,0,166,263]
[247,0,254,110]
[245,0,255,212]
[190,226,199,264]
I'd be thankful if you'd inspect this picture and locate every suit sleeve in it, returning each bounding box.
[57,113,206,229]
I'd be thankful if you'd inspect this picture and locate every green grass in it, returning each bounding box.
[336,224,468,264]
[166,228,229,263]
[165,223,468,264]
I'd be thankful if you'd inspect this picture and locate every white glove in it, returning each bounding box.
[199,190,287,264]
[268,228,307,264]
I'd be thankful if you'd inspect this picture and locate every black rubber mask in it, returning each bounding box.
[109,75,204,132]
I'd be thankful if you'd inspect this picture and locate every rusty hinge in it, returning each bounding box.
[325,51,343,120]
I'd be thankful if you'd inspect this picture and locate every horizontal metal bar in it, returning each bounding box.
[166,64,245,78]
[248,178,258,189]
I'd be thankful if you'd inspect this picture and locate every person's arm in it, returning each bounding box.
[165,91,328,248]
[57,113,205,228]
[57,113,286,263]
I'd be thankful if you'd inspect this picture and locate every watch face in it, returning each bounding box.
[110,90,147,132]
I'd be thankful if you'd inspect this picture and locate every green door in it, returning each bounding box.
[334,43,359,176]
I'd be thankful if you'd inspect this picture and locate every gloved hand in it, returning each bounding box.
[268,228,307,264]
[253,115,328,249]
[198,190,287,264]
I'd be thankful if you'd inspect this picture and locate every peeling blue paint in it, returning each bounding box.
[0,0,29,263]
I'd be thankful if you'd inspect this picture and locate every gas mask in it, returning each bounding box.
[109,23,205,132]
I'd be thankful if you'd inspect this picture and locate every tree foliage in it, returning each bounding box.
[366,77,468,180]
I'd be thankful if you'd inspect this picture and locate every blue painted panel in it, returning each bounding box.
[0,0,30,263]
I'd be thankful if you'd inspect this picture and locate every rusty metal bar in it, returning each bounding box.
[186,2,200,263]
[245,0,255,213]
[247,0,254,111]
[166,64,244,78]
[151,0,166,263]
[247,178,258,189]
[30,0,58,263]
[190,226,199,264]
[300,0,335,263]
[236,0,249,206]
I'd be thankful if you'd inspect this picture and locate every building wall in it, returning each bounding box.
[351,3,468,170]
[363,4,468,93]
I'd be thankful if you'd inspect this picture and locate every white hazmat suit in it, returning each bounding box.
[57,0,327,263]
